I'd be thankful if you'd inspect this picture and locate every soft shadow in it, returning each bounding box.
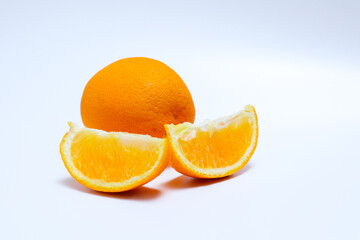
[163,164,252,189]
[59,177,162,201]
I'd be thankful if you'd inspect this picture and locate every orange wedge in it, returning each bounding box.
[165,105,258,178]
[60,123,169,192]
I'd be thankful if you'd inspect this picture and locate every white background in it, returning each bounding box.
[1,1,359,239]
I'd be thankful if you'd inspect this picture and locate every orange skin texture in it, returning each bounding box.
[81,57,195,138]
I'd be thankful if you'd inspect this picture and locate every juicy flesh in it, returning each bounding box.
[70,129,163,182]
[177,112,255,169]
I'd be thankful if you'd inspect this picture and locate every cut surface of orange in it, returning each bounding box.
[60,123,169,192]
[165,105,258,178]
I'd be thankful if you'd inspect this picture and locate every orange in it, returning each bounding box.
[81,57,195,138]
[165,105,258,178]
[60,123,169,192]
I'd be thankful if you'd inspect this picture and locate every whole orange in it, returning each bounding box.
[80,57,195,138]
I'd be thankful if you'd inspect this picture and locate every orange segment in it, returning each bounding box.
[60,123,169,192]
[165,105,258,178]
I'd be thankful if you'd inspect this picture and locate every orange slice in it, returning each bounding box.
[165,105,258,178]
[60,123,169,192]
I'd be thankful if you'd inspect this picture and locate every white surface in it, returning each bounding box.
[1,1,359,239]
